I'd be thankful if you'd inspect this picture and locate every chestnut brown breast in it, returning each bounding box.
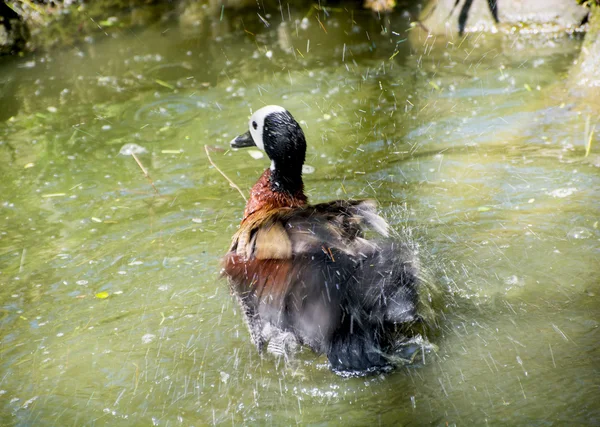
[242,169,307,222]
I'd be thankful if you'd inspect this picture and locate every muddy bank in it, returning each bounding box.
[417,0,599,90]
[0,1,180,55]
[419,0,589,35]
[571,4,600,87]
[2,0,600,90]
[1,0,383,55]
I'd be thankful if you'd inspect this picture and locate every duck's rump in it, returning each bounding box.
[223,200,419,372]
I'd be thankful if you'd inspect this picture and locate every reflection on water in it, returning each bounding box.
[0,5,599,426]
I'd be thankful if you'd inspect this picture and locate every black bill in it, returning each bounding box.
[230,131,256,148]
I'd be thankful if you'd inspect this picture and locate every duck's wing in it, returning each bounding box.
[282,200,389,257]
[223,200,389,352]
[228,199,388,259]
[302,199,389,238]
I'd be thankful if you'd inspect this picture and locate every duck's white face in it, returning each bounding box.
[247,105,287,151]
[231,104,306,176]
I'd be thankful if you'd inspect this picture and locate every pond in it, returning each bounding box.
[0,5,599,425]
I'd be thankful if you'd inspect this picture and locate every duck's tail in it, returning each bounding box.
[326,241,421,375]
[327,324,391,376]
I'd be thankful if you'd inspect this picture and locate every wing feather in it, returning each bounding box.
[223,199,393,353]
[229,199,388,260]
[253,222,292,259]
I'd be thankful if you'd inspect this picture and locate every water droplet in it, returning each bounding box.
[248,150,264,159]
[567,227,592,240]
[547,187,577,198]
[142,334,156,344]
[119,143,147,155]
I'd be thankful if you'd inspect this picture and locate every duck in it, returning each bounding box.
[223,105,421,375]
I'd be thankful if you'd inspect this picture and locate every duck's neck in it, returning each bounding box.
[269,163,304,195]
[242,169,307,222]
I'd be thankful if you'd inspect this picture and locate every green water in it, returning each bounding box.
[1,6,599,426]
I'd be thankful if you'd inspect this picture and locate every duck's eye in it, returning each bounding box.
[252,121,258,130]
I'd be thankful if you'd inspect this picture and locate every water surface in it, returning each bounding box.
[0,6,599,426]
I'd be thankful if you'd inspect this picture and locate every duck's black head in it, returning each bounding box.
[231,105,306,194]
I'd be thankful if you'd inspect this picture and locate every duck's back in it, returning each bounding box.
[223,200,419,373]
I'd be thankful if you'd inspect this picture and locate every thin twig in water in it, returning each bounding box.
[584,114,595,158]
[19,248,26,273]
[204,145,247,202]
[549,343,556,368]
[131,153,160,196]
[586,125,595,157]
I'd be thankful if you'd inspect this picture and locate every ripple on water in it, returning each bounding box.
[123,95,216,128]
[547,187,578,198]
[567,227,593,240]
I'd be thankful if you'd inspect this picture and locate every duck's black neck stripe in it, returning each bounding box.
[270,166,303,194]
